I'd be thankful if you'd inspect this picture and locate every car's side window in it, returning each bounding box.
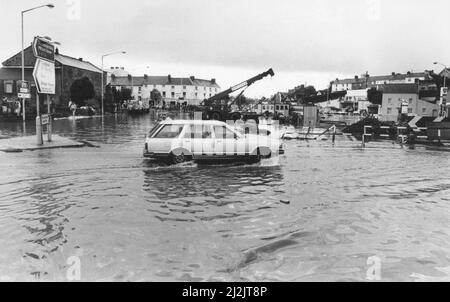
[214,126,237,139]
[154,124,184,139]
[184,125,212,139]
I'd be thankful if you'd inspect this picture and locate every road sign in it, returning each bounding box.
[17,80,31,99]
[41,114,50,125]
[32,37,55,62]
[33,58,55,94]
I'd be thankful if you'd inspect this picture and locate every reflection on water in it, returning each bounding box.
[1,114,450,281]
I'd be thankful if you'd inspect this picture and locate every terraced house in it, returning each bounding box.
[109,73,221,106]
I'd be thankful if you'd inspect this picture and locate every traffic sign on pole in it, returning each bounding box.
[32,37,55,62]
[33,58,55,94]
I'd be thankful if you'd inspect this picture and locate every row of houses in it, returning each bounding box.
[319,71,446,122]
[107,67,221,106]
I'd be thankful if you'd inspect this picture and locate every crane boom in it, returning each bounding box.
[204,68,274,104]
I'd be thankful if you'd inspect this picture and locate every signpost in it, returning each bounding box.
[17,80,31,99]
[32,36,55,145]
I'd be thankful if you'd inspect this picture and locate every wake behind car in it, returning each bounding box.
[144,119,284,164]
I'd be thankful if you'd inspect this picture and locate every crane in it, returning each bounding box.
[201,68,275,122]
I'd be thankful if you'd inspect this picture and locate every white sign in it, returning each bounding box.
[18,93,31,99]
[41,114,50,125]
[33,58,55,94]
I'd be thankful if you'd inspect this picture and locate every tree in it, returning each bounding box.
[121,88,132,101]
[69,77,95,107]
[367,87,383,105]
[150,89,162,104]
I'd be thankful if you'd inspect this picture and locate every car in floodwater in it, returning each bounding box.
[144,119,284,164]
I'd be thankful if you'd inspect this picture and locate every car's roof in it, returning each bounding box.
[160,119,226,126]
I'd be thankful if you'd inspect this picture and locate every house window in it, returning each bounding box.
[195,93,198,97]
[195,86,198,90]
[171,86,175,89]
[162,92,166,97]
[409,98,413,104]
[4,81,13,93]
[183,92,186,97]
[387,108,392,114]
[408,108,413,114]
[422,108,427,114]
[171,92,175,98]
[183,86,186,89]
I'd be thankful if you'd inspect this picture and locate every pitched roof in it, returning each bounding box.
[333,72,430,85]
[381,84,418,94]
[110,75,220,88]
[1,45,102,74]
[55,54,102,73]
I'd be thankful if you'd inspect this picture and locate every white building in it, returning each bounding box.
[109,74,220,106]
[379,84,439,122]
[331,72,431,92]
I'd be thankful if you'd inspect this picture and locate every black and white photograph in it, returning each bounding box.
[0,0,450,286]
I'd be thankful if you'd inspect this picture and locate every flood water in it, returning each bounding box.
[0,114,450,281]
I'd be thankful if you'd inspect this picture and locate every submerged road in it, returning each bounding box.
[0,114,450,281]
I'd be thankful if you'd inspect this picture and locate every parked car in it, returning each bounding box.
[143,119,284,164]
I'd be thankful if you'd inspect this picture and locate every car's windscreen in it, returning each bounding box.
[153,124,184,139]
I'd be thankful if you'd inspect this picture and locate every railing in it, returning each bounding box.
[362,125,447,147]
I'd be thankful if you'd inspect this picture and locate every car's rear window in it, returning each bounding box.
[148,122,162,137]
[153,124,184,139]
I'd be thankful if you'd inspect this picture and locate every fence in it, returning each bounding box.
[361,124,448,147]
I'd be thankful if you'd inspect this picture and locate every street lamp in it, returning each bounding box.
[434,62,449,117]
[434,62,448,88]
[21,3,55,122]
[101,51,126,117]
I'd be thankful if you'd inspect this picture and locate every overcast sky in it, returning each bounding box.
[1,0,450,97]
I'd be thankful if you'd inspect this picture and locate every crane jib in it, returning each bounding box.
[231,82,248,92]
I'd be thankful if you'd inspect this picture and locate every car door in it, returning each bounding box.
[182,124,214,158]
[213,125,247,157]
[150,123,184,154]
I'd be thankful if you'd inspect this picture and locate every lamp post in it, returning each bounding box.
[434,62,449,117]
[101,51,126,117]
[21,3,54,122]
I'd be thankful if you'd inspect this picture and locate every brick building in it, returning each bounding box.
[0,44,103,114]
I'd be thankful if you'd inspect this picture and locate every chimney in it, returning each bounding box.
[144,74,148,80]
[121,67,124,70]
[55,48,59,55]
[407,71,411,75]
[391,72,395,76]
[78,58,83,61]
[211,78,216,84]
[128,74,132,81]
[168,74,172,83]
[354,75,359,80]
[190,76,195,81]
